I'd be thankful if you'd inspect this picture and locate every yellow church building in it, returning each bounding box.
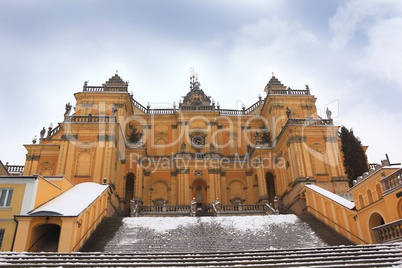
[22,73,348,214]
[1,72,401,252]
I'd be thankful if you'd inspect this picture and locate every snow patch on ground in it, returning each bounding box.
[123,215,298,233]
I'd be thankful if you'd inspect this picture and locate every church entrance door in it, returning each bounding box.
[124,173,135,215]
[265,172,276,205]
[192,179,207,206]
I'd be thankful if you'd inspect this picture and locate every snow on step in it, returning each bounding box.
[104,215,327,253]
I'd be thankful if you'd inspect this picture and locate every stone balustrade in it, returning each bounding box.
[137,205,191,216]
[64,115,116,123]
[373,219,402,243]
[381,169,402,196]
[6,165,24,174]
[268,88,310,95]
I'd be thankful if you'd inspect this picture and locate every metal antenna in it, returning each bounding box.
[386,154,401,166]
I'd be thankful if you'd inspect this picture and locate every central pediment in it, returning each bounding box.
[181,79,212,106]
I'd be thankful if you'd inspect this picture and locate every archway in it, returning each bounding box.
[398,199,402,218]
[124,172,135,215]
[253,175,259,203]
[192,179,207,205]
[265,172,276,205]
[29,224,60,252]
[368,212,385,243]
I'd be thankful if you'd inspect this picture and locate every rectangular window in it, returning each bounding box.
[0,229,4,249]
[0,189,13,207]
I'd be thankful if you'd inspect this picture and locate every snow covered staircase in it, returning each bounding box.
[1,215,401,267]
[1,244,402,267]
[99,215,347,253]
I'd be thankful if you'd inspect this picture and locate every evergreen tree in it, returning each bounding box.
[339,126,369,187]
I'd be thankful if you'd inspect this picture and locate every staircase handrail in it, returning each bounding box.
[72,208,107,251]
[263,202,279,215]
[306,205,368,244]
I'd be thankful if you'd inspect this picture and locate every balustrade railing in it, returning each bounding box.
[6,165,24,174]
[180,106,216,112]
[83,85,128,92]
[64,115,116,123]
[287,118,333,126]
[138,205,191,216]
[244,99,265,114]
[268,89,310,95]
[381,169,402,196]
[132,99,147,113]
[168,153,248,162]
[130,98,266,116]
[149,109,175,115]
[47,124,61,138]
[373,219,402,243]
[219,109,243,115]
[217,204,266,214]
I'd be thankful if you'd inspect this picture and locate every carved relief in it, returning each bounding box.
[75,149,94,177]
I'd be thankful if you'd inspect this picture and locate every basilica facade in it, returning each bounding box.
[22,73,349,214]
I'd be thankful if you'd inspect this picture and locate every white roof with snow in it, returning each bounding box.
[305,184,355,209]
[27,182,109,217]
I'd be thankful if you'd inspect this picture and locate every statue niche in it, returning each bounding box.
[127,123,142,144]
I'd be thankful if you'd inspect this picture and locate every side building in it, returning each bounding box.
[0,175,74,251]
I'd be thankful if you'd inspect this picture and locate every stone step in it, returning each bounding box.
[1,244,401,267]
[99,215,345,253]
[297,213,354,246]
[80,217,123,252]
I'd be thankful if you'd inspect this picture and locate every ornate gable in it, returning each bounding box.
[182,77,212,106]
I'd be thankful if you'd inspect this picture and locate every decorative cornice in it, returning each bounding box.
[177,169,189,174]
[61,134,78,141]
[286,136,306,147]
[82,103,93,108]
[324,136,338,143]
[208,169,220,174]
[301,104,313,110]
[98,135,117,146]
[26,155,40,161]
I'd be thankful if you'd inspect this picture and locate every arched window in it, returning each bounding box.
[368,212,385,243]
[375,184,382,200]
[358,194,364,210]
[367,189,373,204]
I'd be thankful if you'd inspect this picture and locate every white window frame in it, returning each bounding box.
[0,188,13,207]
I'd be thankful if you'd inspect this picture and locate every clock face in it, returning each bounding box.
[191,135,204,148]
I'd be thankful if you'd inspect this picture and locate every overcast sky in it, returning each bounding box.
[1,0,401,166]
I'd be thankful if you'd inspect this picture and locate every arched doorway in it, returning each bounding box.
[29,223,60,252]
[253,175,259,203]
[368,212,385,243]
[265,172,276,205]
[192,179,207,205]
[124,172,135,215]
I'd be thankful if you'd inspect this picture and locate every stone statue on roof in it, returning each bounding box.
[286,107,291,118]
[326,107,332,120]
[64,102,72,116]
